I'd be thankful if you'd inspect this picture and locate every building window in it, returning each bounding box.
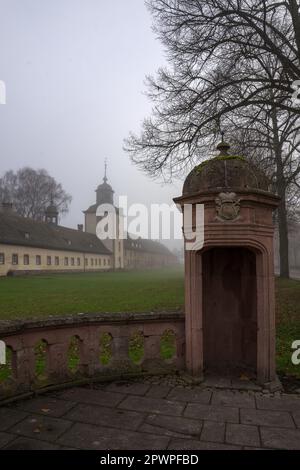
[24,232,30,239]
[71,257,75,266]
[55,256,59,266]
[47,256,51,266]
[12,254,18,265]
[77,258,81,266]
[64,257,69,266]
[0,253,5,264]
[104,259,106,266]
[36,255,41,265]
[91,258,94,266]
[24,254,29,265]
[95,259,97,266]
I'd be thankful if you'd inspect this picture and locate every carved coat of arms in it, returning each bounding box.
[215,192,240,221]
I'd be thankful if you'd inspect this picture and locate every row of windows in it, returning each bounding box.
[0,253,110,267]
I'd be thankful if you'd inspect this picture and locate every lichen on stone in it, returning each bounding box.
[195,155,246,174]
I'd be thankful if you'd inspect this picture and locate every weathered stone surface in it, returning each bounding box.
[261,427,300,450]
[0,432,16,449]
[119,396,185,416]
[16,396,76,418]
[0,408,28,431]
[200,421,225,443]
[168,438,240,450]
[240,408,295,428]
[65,403,144,431]
[3,437,59,450]
[57,422,170,450]
[9,415,72,442]
[139,423,192,439]
[58,387,124,407]
[226,424,260,447]
[203,376,232,389]
[146,385,171,399]
[212,390,255,408]
[256,394,300,412]
[184,404,239,423]
[105,382,150,396]
[145,414,202,437]
[293,410,300,428]
[167,387,212,404]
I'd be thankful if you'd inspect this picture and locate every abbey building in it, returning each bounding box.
[0,173,177,276]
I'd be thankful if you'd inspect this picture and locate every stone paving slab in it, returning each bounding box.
[146,385,171,399]
[168,438,241,450]
[226,423,260,447]
[256,394,300,412]
[1,378,300,450]
[167,387,212,404]
[240,408,295,428]
[145,414,203,437]
[0,432,16,448]
[3,437,60,450]
[15,396,76,418]
[64,403,144,431]
[57,422,170,450]
[184,403,239,423]
[201,421,225,443]
[260,426,300,450]
[0,408,28,431]
[119,395,185,416]
[9,414,73,443]
[57,387,125,407]
[212,390,255,409]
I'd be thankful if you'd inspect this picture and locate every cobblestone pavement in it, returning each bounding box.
[1,376,300,450]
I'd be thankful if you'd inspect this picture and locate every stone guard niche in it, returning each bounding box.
[174,142,280,385]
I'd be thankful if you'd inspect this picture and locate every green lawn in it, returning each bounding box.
[0,267,185,319]
[0,268,300,379]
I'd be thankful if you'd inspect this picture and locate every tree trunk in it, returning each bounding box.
[271,104,290,278]
[277,188,290,278]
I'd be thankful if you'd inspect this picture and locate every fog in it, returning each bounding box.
[0,0,184,249]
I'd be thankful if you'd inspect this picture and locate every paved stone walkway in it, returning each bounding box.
[1,377,300,450]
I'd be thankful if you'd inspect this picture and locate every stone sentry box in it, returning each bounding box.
[174,141,280,385]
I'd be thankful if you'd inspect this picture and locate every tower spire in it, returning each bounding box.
[104,159,108,183]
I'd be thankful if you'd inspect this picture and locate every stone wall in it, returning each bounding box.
[0,312,185,401]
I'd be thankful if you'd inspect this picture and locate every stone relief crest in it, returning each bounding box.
[215,192,240,221]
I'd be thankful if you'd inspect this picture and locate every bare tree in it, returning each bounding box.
[125,0,300,278]
[0,167,72,221]
[125,0,300,178]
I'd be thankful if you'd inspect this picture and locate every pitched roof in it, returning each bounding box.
[124,235,175,256]
[0,211,111,255]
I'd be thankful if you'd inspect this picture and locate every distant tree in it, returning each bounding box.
[0,167,72,221]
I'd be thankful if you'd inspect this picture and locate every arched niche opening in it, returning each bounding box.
[202,247,257,378]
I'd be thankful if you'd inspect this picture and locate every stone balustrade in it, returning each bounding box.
[0,312,185,401]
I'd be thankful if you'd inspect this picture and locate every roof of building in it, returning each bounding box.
[0,211,111,255]
[183,142,271,196]
[124,235,175,256]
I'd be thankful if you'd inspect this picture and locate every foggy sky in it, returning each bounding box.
[0,0,184,247]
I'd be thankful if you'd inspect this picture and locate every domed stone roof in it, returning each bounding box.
[183,142,270,196]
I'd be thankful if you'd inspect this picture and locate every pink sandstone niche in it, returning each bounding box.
[174,141,280,385]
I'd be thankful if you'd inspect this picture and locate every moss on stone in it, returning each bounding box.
[195,155,246,174]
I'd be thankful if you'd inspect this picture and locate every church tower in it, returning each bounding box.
[83,161,124,270]
[45,199,58,225]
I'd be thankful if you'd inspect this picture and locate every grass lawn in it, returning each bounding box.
[0,267,185,319]
[0,267,300,379]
